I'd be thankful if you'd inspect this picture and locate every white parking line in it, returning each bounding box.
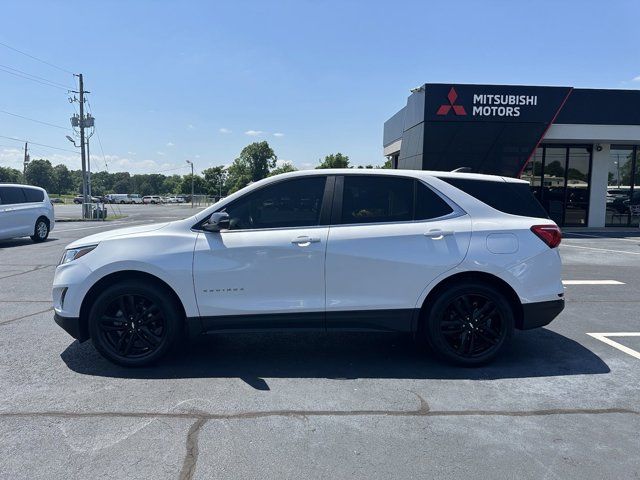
[564,232,640,243]
[562,280,625,285]
[55,220,153,232]
[587,333,640,360]
[561,244,640,255]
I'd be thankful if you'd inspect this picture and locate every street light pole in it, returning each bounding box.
[186,160,194,208]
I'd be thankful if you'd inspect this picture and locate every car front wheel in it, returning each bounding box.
[88,281,182,366]
[424,282,514,366]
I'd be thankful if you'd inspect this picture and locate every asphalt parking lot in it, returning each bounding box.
[1,208,639,479]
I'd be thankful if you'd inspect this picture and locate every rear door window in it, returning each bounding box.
[0,186,26,205]
[339,176,454,224]
[341,176,413,224]
[415,181,454,219]
[22,188,44,203]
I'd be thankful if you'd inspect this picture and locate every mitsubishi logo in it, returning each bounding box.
[436,87,467,116]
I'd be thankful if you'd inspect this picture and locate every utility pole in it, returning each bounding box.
[22,142,29,178]
[186,160,194,208]
[78,74,88,218]
[86,135,92,199]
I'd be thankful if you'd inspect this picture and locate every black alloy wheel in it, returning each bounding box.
[425,282,513,365]
[88,281,181,366]
[99,294,165,357]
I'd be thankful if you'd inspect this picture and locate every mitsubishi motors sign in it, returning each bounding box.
[426,84,571,123]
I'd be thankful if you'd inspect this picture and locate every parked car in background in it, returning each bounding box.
[165,196,184,203]
[177,195,190,203]
[52,169,564,367]
[50,198,64,204]
[73,195,101,204]
[142,195,164,204]
[128,194,143,204]
[0,184,54,242]
[105,194,130,204]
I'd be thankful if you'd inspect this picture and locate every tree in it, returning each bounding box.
[178,174,206,195]
[382,158,393,169]
[317,153,349,169]
[269,162,297,176]
[0,166,22,183]
[162,175,182,194]
[111,172,131,194]
[225,141,277,193]
[202,166,228,197]
[52,164,73,194]
[25,159,54,191]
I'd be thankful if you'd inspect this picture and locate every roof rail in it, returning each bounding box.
[451,167,473,173]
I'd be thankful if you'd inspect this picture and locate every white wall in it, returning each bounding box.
[588,143,610,228]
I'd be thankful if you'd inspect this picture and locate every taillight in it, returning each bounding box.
[530,225,562,248]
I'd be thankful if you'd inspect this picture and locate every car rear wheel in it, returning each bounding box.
[88,281,182,367]
[424,282,514,366]
[30,218,49,242]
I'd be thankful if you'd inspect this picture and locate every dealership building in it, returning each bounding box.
[383,83,640,227]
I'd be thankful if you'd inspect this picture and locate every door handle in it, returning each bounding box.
[424,230,454,239]
[291,236,321,246]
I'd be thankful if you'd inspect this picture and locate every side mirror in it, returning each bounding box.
[202,212,230,232]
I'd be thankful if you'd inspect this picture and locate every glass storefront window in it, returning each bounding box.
[564,147,591,227]
[542,147,568,226]
[526,145,592,227]
[606,147,634,226]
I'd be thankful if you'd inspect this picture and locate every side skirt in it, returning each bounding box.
[188,309,418,336]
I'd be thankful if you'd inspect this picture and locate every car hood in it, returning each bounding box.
[66,222,171,249]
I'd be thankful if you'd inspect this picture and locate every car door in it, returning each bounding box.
[192,175,332,329]
[324,175,472,331]
[0,186,29,239]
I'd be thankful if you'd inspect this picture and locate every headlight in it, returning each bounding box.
[59,245,98,265]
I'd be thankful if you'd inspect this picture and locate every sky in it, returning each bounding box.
[0,0,638,176]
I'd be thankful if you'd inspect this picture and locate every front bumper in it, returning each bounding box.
[54,313,89,342]
[518,299,565,330]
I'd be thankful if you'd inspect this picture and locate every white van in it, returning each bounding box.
[106,194,130,204]
[0,184,55,242]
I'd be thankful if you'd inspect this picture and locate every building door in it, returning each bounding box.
[522,145,592,227]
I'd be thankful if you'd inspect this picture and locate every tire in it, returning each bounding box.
[424,282,514,366]
[30,217,49,243]
[88,280,182,367]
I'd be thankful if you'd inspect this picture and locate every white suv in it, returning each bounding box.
[52,170,563,366]
[0,184,54,242]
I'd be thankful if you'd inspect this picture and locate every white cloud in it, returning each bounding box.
[187,124,195,129]
[273,132,284,137]
[632,75,640,82]
[166,142,175,147]
[244,130,264,136]
[194,154,201,159]
[127,151,136,156]
[219,128,232,134]
[156,151,165,156]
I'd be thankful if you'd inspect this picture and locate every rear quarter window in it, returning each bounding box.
[22,188,45,203]
[439,177,549,219]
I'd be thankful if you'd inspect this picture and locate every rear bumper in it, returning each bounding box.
[54,313,89,342]
[518,299,565,330]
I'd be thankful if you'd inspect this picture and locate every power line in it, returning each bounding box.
[0,65,70,91]
[0,63,73,89]
[0,109,69,130]
[0,134,78,154]
[0,40,74,75]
